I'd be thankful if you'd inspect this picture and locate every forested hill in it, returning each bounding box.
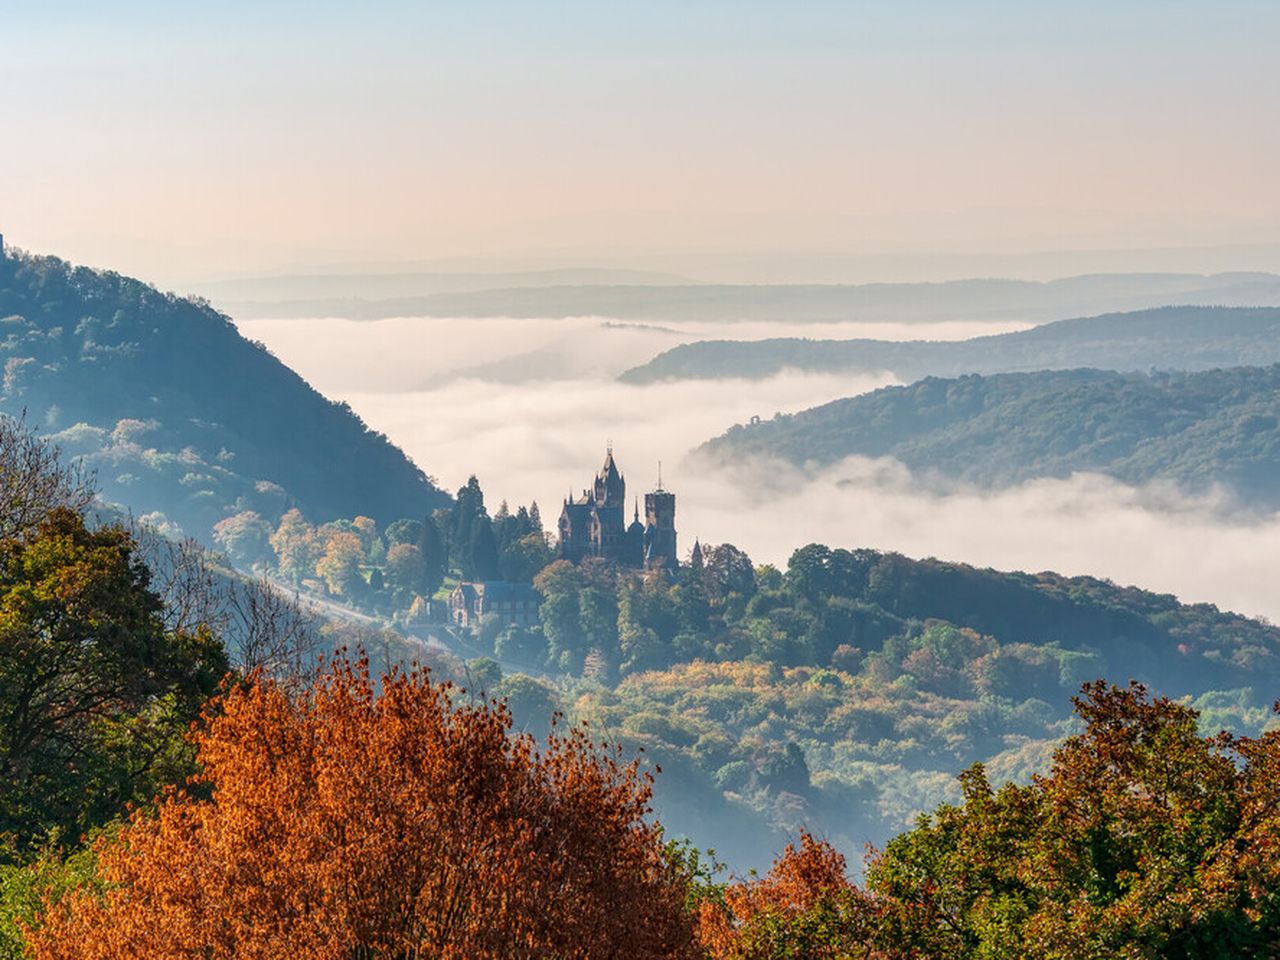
[698,365,1280,506]
[0,247,449,539]
[621,305,1280,382]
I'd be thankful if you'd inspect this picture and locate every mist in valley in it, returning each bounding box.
[240,314,1280,625]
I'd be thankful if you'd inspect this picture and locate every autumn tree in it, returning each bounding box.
[314,530,364,597]
[384,541,428,600]
[31,657,698,960]
[268,508,320,584]
[350,515,378,552]
[696,832,875,959]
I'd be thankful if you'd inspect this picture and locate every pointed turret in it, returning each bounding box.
[594,446,625,507]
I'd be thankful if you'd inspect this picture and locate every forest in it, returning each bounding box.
[699,365,1280,508]
[4,417,1280,958]
[0,248,450,541]
[213,457,1280,865]
[620,305,1280,383]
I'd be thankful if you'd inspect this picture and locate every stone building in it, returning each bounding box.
[557,448,677,571]
[448,580,541,628]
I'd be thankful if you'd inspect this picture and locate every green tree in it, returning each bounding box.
[384,518,424,548]
[868,681,1280,959]
[499,531,554,583]
[0,508,227,851]
[418,512,447,597]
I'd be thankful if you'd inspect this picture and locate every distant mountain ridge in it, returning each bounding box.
[0,246,450,540]
[697,365,1280,507]
[623,305,1280,382]
[216,272,1280,322]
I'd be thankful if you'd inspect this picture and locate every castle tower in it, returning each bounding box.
[593,445,625,507]
[643,468,677,571]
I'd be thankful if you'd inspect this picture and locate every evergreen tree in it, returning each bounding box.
[469,520,501,581]
[418,512,446,597]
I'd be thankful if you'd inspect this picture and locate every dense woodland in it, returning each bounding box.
[701,365,1280,507]
[5,420,1280,957]
[621,305,1280,383]
[0,248,450,541]
[218,460,1280,865]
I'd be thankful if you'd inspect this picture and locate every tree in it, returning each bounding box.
[418,512,446,597]
[350,516,377,553]
[383,518,423,549]
[0,508,227,851]
[702,543,758,604]
[31,657,698,959]
[0,414,94,542]
[314,531,364,597]
[268,509,319,585]
[499,531,554,583]
[384,542,427,600]
[468,519,500,581]
[696,832,873,959]
[867,681,1280,959]
[211,510,273,568]
[450,475,489,576]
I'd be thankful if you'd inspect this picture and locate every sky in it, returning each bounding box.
[2,1,1279,284]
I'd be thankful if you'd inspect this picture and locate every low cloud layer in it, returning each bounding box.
[240,315,1280,624]
[238,314,1032,392]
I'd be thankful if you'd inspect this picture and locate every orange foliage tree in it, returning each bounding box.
[30,656,698,959]
[696,832,877,959]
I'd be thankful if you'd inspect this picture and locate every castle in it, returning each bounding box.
[558,448,677,571]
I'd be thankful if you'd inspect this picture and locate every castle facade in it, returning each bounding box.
[558,448,677,571]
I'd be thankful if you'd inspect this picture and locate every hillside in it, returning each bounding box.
[697,365,1280,506]
[621,305,1280,382]
[509,538,1280,864]
[0,246,450,539]
[216,272,1280,322]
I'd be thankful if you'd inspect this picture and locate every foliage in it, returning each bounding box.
[0,507,227,851]
[702,365,1280,506]
[211,509,273,568]
[0,839,101,960]
[29,656,699,959]
[865,682,1280,959]
[697,833,875,959]
[623,305,1280,384]
[0,247,449,542]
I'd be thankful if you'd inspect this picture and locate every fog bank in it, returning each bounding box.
[240,314,1280,624]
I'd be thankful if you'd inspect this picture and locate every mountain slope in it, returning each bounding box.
[622,305,1280,382]
[0,247,450,538]
[697,365,1280,506]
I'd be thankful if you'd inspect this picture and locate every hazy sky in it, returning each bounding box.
[3,1,1279,283]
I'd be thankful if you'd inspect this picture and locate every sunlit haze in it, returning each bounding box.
[3,1,1279,284]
